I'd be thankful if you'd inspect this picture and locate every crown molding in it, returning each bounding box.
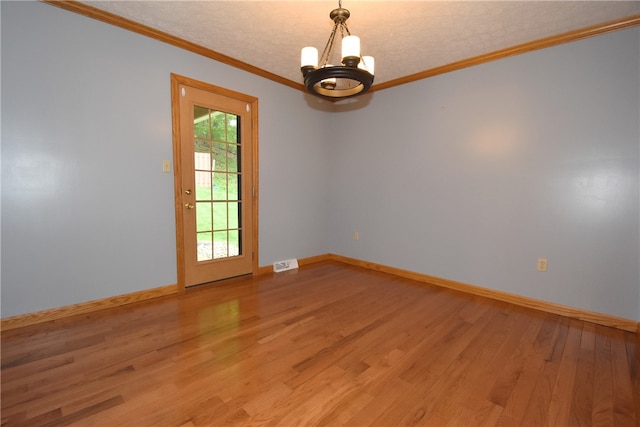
[372,14,640,92]
[41,0,302,91]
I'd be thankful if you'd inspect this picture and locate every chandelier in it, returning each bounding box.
[300,0,375,100]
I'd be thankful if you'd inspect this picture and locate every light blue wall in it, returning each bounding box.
[1,1,331,317]
[2,2,638,322]
[328,28,640,321]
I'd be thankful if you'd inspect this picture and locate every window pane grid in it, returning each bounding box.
[193,107,242,262]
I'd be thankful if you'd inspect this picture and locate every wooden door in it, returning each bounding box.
[171,74,258,288]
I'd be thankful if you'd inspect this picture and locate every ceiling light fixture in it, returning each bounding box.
[300,0,374,100]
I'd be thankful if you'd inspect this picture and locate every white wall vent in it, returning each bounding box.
[273,258,299,273]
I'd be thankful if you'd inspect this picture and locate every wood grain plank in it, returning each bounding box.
[519,317,571,427]
[610,329,637,426]
[569,321,596,426]
[544,319,584,427]
[494,315,564,427]
[624,336,640,425]
[592,325,615,427]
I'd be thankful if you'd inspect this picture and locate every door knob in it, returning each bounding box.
[185,203,194,209]
[185,189,192,195]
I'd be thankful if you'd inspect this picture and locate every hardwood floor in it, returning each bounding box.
[2,261,639,426]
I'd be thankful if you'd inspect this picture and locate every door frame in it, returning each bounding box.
[170,73,259,291]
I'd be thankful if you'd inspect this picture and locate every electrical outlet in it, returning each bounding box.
[353,231,359,241]
[537,258,548,272]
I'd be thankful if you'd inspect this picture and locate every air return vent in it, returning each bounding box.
[273,258,299,273]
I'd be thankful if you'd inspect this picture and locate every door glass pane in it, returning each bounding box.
[213,202,228,230]
[229,230,240,256]
[193,107,211,138]
[213,174,227,201]
[212,142,226,172]
[197,231,213,262]
[228,144,239,172]
[195,138,211,154]
[196,202,212,232]
[229,202,239,229]
[213,231,228,259]
[229,173,239,201]
[195,171,212,201]
[193,106,242,262]
[227,116,238,143]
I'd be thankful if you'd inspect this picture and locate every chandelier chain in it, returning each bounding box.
[342,22,351,37]
[319,23,339,68]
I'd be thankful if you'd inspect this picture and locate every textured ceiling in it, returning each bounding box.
[81,1,640,87]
